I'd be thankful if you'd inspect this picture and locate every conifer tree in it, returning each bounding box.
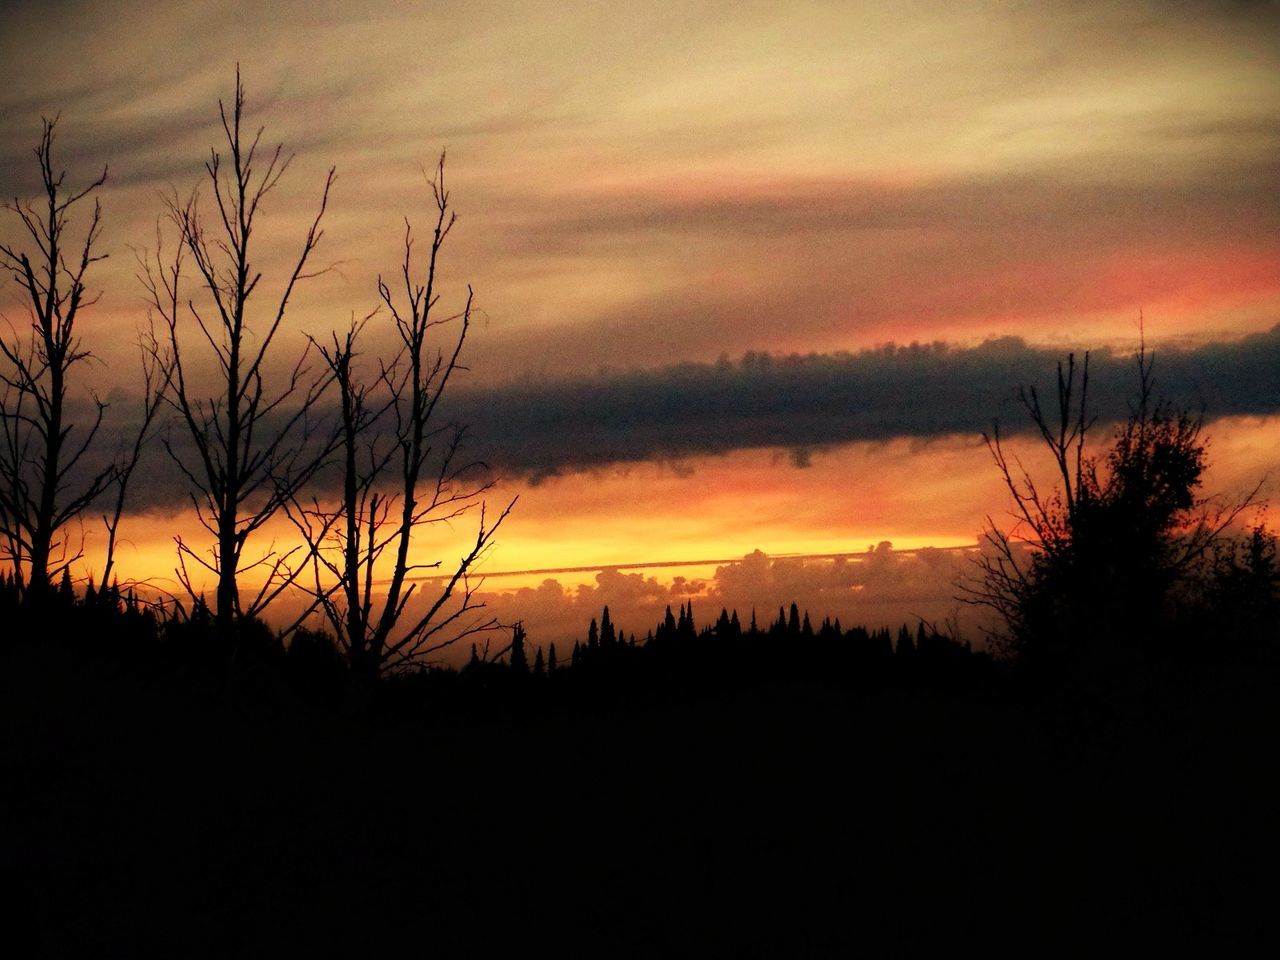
[510,622,529,674]
[716,608,731,637]
[896,624,915,659]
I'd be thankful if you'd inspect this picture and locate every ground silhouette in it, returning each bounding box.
[3,580,1277,954]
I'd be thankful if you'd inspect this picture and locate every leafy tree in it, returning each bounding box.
[964,344,1257,666]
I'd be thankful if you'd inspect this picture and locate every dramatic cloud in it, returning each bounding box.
[4,0,1278,632]
[448,329,1280,480]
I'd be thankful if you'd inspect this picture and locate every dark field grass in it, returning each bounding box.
[3,637,1277,956]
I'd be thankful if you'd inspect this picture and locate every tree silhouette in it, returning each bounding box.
[283,154,513,684]
[142,71,335,638]
[0,118,115,600]
[509,622,529,675]
[964,342,1257,665]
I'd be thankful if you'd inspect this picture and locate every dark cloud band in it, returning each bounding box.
[448,328,1280,480]
[50,328,1280,511]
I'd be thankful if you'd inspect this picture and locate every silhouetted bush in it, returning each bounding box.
[966,345,1276,671]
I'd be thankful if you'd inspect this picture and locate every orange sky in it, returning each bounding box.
[2,0,1279,647]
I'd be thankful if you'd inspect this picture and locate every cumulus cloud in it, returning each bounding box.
[471,543,981,656]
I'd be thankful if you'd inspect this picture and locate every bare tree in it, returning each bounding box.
[0,117,115,600]
[285,155,515,685]
[142,71,335,637]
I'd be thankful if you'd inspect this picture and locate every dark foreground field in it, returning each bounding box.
[3,638,1277,957]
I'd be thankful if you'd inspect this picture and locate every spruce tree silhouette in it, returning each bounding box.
[600,606,616,647]
[510,623,529,675]
[896,624,914,661]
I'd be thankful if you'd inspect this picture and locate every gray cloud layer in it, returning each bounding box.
[27,326,1280,514]
[443,328,1280,481]
[17,325,1280,519]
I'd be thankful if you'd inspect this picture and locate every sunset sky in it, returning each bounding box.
[2,0,1279,649]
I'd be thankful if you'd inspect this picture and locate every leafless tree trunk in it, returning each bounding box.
[0,118,115,601]
[286,156,514,685]
[142,71,334,638]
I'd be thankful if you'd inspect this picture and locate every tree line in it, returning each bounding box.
[0,565,986,718]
